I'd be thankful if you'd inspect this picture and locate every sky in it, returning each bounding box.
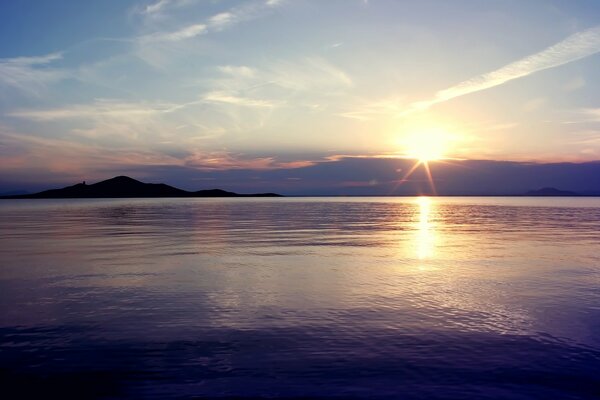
[1,0,600,194]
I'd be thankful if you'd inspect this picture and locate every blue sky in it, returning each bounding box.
[1,0,600,193]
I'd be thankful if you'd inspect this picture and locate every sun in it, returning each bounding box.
[401,128,450,162]
[393,127,458,195]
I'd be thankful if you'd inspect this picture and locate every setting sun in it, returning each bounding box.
[401,128,454,162]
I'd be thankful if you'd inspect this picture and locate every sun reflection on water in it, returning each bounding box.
[416,197,436,262]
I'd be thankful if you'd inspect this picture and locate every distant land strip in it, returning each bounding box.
[0,176,282,199]
[0,176,593,199]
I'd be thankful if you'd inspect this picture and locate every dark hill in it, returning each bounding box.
[1,176,281,199]
[524,187,579,196]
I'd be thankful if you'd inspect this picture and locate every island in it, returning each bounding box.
[0,176,282,199]
[523,187,580,196]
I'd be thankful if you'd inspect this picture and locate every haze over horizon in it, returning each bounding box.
[1,0,600,194]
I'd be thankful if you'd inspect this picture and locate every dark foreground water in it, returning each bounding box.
[1,197,600,399]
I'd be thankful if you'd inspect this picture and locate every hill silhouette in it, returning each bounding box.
[524,187,579,196]
[1,176,281,199]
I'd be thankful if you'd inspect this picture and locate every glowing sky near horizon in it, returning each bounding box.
[1,0,600,185]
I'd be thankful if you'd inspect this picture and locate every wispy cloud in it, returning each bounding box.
[141,0,283,37]
[204,91,279,108]
[218,65,257,78]
[135,0,284,67]
[0,130,180,174]
[209,12,235,29]
[338,96,405,121]
[5,94,275,152]
[7,99,183,121]
[579,108,600,121]
[141,0,196,16]
[213,57,352,93]
[139,23,207,42]
[556,107,600,125]
[0,128,311,181]
[195,57,353,126]
[0,52,66,95]
[1,53,63,65]
[184,151,313,171]
[144,0,172,14]
[400,25,600,115]
[207,0,282,30]
[266,57,353,91]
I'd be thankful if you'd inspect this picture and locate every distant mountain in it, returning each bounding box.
[524,187,579,196]
[0,176,282,199]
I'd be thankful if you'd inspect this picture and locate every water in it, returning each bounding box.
[1,197,599,399]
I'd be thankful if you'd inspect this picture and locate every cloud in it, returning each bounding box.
[139,23,207,43]
[400,25,600,115]
[214,58,352,93]
[0,52,66,95]
[0,128,312,188]
[5,95,273,153]
[203,91,279,108]
[190,57,354,131]
[184,151,312,170]
[144,0,172,14]
[1,53,63,65]
[142,0,284,38]
[209,12,235,29]
[141,0,196,16]
[558,107,600,125]
[266,57,353,91]
[5,98,211,147]
[580,108,600,121]
[134,0,285,67]
[0,130,183,180]
[338,96,405,120]
[8,150,600,195]
[207,0,283,31]
[218,65,257,78]
[7,99,182,121]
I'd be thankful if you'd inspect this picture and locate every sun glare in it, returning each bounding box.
[393,125,460,195]
[402,129,451,162]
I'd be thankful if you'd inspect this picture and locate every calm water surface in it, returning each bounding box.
[1,197,600,399]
